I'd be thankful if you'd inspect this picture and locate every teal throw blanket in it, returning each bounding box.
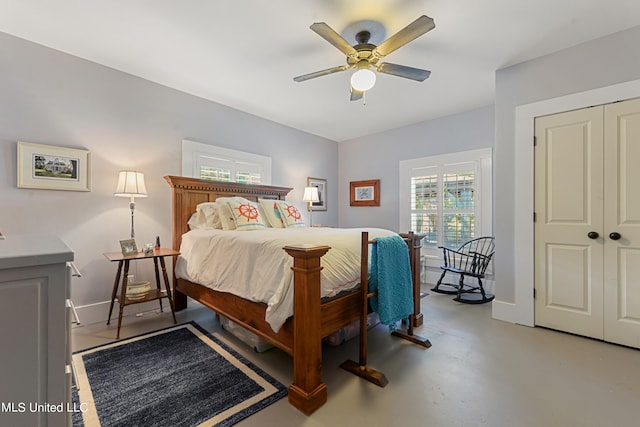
[369,235,414,330]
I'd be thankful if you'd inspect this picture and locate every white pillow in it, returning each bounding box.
[257,203,272,227]
[259,199,285,228]
[195,202,222,229]
[215,197,237,230]
[187,213,201,230]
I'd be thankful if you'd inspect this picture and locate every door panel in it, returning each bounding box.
[618,248,640,318]
[545,124,590,224]
[545,244,592,312]
[535,106,604,339]
[603,98,640,348]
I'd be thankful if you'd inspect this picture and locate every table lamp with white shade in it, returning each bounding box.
[303,186,320,227]
[114,171,148,238]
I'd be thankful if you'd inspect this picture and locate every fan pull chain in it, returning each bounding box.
[362,91,367,106]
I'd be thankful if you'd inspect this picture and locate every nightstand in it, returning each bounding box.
[103,248,179,339]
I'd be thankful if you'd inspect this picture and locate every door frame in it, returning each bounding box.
[492,78,640,327]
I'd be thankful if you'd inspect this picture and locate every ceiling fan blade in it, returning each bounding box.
[374,15,435,57]
[293,65,349,82]
[350,87,364,101]
[377,62,431,82]
[310,22,358,56]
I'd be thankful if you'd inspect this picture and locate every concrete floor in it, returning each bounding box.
[72,285,640,427]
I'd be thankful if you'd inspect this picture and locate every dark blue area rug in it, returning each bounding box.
[72,322,287,427]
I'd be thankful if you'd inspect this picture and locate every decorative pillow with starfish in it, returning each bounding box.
[258,199,284,228]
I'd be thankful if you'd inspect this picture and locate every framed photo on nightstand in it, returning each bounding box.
[119,239,138,256]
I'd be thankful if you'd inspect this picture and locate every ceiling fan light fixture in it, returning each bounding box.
[294,15,435,100]
[351,68,376,91]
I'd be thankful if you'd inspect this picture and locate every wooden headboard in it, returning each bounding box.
[164,175,292,251]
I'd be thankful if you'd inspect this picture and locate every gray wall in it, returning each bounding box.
[338,105,494,231]
[0,32,338,318]
[494,25,640,304]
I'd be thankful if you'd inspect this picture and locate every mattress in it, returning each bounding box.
[175,227,396,332]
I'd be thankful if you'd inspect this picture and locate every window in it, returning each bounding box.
[400,148,492,267]
[182,140,271,184]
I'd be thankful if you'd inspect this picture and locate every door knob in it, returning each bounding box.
[587,231,599,239]
[609,232,622,240]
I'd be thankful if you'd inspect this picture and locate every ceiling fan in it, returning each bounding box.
[293,15,435,101]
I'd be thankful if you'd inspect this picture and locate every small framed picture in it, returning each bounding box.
[307,177,327,211]
[17,141,91,191]
[119,239,138,257]
[350,179,380,206]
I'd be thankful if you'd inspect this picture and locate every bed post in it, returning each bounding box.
[410,232,424,327]
[400,232,424,327]
[283,244,331,415]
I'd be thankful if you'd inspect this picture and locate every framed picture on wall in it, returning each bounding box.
[17,141,91,191]
[307,177,327,211]
[350,179,380,206]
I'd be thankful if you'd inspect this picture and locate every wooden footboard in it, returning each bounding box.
[164,176,423,415]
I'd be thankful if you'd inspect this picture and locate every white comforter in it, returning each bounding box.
[175,227,396,332]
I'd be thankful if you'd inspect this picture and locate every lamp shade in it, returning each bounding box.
[303,186,320,203]
[350,69,376,91]
[114,171,148,198]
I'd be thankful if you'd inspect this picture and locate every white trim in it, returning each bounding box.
[499,78,640,327]
[181,139,272,184]
[491,299,522,324]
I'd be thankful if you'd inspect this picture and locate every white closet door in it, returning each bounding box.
[603,97,640,348]
[535,98,640,349]
[534,106,605,339]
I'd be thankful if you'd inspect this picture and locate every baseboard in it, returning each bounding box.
[492,299,533,327]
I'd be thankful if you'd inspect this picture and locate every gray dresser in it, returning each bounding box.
[0,234,74,427]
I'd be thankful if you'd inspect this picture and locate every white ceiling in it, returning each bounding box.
[1,0,639,141]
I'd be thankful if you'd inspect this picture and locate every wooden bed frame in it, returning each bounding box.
[164,175,425,414]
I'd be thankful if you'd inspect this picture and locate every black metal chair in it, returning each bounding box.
[431,237,495,304]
